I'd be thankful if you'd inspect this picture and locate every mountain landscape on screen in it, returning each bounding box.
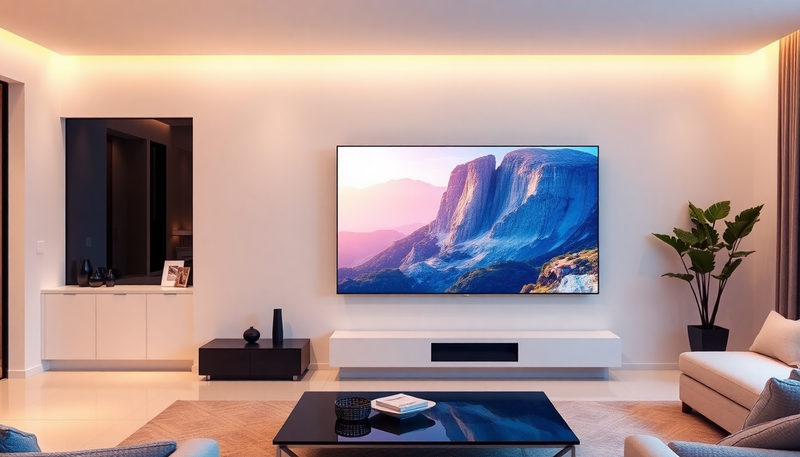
[337,147,599,294]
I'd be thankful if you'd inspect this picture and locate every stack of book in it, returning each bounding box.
[374,393,430,413]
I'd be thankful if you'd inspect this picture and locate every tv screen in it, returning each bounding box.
[337,146,599,294]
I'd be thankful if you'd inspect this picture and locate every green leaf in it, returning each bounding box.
[653,233,690,254]
[724,205,763,240]
[704,201,731,223]
[662,273,694,282]
[713,258,743,281]
[730,250,755,258]
[674,228,699,246]
[688,202,707,225]
[722,226,736,246]
[687,249,715,274]
[707,227,720,246]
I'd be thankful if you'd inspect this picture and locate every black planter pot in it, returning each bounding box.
[687,325,729,351]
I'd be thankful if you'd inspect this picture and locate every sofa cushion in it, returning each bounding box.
[6,441,177,457]
[0,424,41,453]
[743,377,800,428]
[717,413,800,450]
[679,351,795,409]
[750,311,800,367]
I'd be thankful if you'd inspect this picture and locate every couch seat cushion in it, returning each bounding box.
[679,351,794,409]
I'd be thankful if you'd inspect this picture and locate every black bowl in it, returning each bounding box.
[334,397,371,421]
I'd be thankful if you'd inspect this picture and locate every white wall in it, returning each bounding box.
[1,39,780,373]
[0,29,65,377]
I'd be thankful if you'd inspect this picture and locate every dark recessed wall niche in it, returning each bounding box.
[65,118,193,285]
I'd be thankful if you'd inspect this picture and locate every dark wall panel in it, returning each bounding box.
[65,119,108,284]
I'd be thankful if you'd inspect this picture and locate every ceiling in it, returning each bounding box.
[1,0,800,56]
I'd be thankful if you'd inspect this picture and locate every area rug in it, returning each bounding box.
[120,400,727,457]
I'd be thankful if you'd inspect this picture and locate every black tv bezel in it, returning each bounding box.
[335,144,600,295]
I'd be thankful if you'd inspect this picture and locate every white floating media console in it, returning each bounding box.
[329,330,621,379]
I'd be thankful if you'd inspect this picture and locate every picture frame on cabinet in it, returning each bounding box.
[174,267,191,288]
[161,260,185,286]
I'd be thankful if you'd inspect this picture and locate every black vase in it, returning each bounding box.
[77,259,92,287]
[88,269,104,287]
[105,270,116,287]
[272,309,284,344]
[687,325,729,351]
[243,326,260,344]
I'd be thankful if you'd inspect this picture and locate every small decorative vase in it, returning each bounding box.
[105,270,116,287]
[272,309,284,344]
[88,269,104,287]
[243,326,260,344]
[77,259,92,287]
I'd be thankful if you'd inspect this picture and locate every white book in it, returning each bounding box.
[374,393,430,413]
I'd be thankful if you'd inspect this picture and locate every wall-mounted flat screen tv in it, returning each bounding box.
[337,146,599,294]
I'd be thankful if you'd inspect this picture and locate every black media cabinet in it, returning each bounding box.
[198,338,310,380]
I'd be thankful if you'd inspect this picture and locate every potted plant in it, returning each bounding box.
[652,201,762,351]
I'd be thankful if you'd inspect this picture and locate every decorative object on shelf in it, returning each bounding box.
[334,419,371,438]
[334,397,371,421]
[88,269,104,287]
[173,229,193,261]
[77,259,92,287]
[243,326,260,344]
[160,260,185,287]
[653,201,763,351]
[174,267,191,288]
[105,269,116,287]
[272,308,284,344]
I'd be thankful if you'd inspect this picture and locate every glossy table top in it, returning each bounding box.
[273,391,579,446]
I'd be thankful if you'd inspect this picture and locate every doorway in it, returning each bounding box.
[1,81,8,379]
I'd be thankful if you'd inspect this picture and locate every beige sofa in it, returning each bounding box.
[679,351,795,433]
[623,352,799,456]
[624,312,800,456]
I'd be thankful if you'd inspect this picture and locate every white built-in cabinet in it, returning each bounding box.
[42,294,96,360]
[146,293,193,360]
[42,286,193,362]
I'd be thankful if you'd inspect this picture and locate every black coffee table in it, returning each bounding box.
[273,391,579,456]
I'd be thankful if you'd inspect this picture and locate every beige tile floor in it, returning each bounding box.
[0,369,680,452]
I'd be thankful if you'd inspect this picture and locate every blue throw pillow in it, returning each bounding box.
[718,413,800,450]
[0,424,41,453]
[742,377,800,428]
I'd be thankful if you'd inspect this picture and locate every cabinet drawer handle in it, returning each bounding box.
[64,293,77,296]
[113,294,127,296]
[165,293,177,296]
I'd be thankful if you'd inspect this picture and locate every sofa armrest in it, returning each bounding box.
[625,435,678,457]
[171,439,219,457]
[668,441,800,456]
